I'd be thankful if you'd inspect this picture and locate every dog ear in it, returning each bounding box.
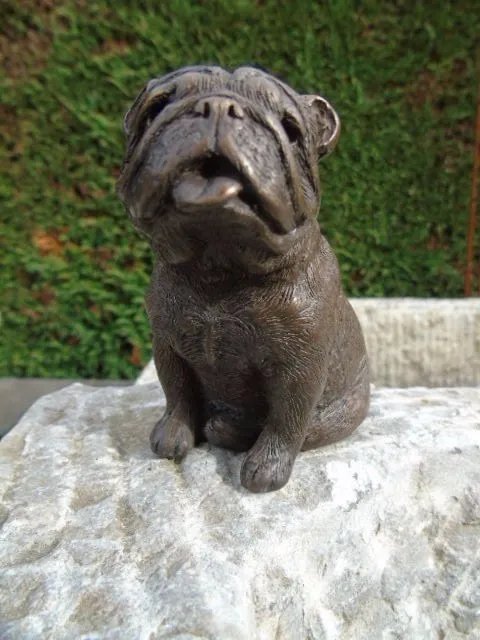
[304,95,340,160]
[123,79,159,138]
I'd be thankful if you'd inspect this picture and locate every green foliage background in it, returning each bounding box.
[1,0,479,379]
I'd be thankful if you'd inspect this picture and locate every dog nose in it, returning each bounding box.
[194,96,244,120]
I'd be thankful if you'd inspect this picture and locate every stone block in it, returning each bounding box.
[1,383,479,638]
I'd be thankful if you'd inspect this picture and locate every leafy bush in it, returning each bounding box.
[1,0,478,378]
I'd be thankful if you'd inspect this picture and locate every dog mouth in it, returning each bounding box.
[171,154,286,234]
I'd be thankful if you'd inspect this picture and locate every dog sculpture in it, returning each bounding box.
[117,65,370,492]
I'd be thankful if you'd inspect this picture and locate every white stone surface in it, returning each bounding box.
[1,383,479,639]
[135,359,161,385]
[353,298,480,387]
[137,298,480,388]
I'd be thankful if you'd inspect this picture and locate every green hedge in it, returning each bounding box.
[1,0,478,379]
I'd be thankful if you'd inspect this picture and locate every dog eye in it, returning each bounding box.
[281,114,302,145]
[145,96,171,128]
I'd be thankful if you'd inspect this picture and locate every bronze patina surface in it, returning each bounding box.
[117,66,370,492]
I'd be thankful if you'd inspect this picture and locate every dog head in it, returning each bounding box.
[117,66,340,270]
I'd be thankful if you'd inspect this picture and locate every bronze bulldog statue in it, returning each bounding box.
[117,65,370,492]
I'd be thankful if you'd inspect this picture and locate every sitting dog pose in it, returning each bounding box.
[117,66,370,492]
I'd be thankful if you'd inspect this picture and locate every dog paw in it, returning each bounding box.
[240,435,296,493]
[204,415,257,452]
[150,414,194,462]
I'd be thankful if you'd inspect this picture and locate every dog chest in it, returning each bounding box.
[173,307,259,370]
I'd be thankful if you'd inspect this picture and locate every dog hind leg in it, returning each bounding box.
[302,366,370,450]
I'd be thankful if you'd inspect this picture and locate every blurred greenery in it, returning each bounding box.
[0,0,479,378]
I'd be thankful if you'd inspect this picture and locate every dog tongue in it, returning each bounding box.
[173,174,242,209]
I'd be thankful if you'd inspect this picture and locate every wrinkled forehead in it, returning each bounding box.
[151,65,301,111]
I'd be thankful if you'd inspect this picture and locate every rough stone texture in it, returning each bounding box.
[353,298,480,387]
[0,383,479,639]
[136,298,480,388]
[0,378,131,437]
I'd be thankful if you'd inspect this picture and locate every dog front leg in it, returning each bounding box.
[241,365,325,493]
[150,338,202,462]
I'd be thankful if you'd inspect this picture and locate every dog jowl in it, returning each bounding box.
[117,66,370,493]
